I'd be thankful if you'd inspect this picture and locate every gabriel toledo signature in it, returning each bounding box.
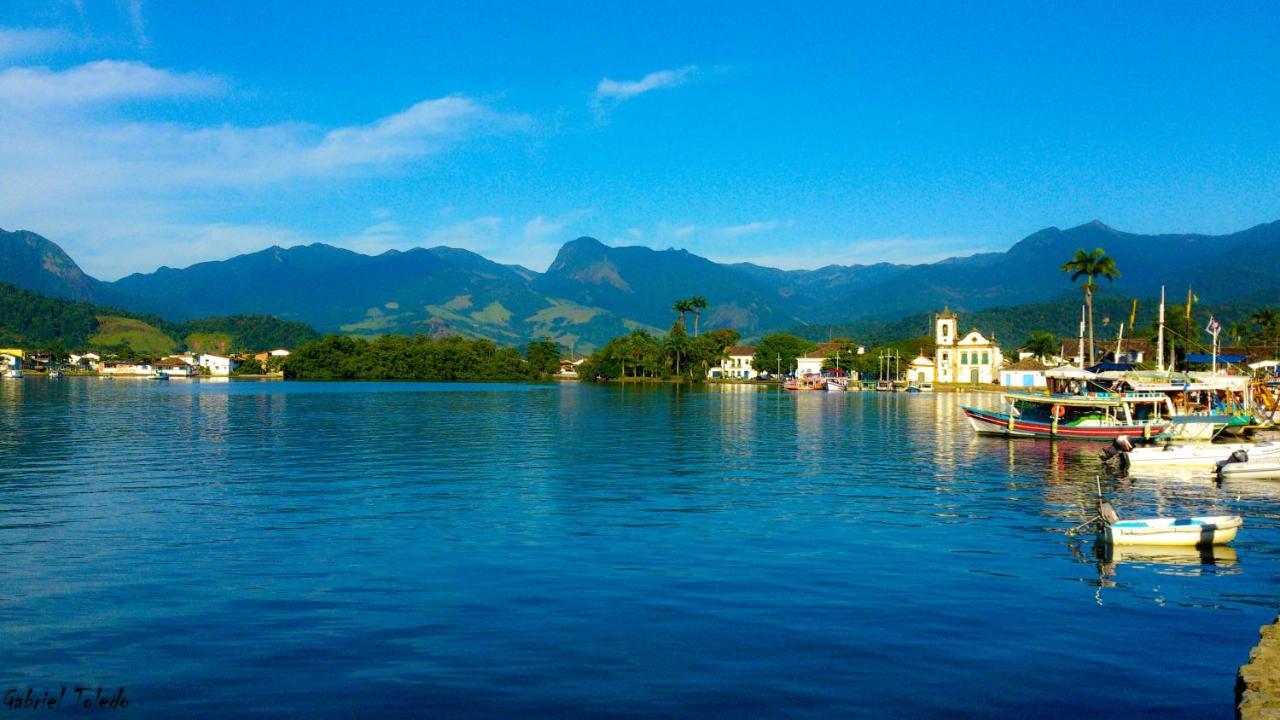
[3,687,129,711]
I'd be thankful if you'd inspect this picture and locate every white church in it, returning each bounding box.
[907,308,1004,385]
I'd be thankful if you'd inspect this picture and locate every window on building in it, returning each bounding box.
[960,353,967,364]
[942,324,949,338]
[982,352,989,364]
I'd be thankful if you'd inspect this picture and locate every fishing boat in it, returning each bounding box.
[825,377,848,392]
[962,389,1175,440]
[48,368,62,379]
[784,374,826,391]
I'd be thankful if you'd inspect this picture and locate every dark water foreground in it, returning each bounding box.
[1,379,1277,718]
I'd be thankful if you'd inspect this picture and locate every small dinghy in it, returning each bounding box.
[1101,435,1280,472]
[1070,478,1242,547]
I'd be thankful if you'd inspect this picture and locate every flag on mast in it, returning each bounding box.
[1206,316,1221,336]
[1129,299,1137,329]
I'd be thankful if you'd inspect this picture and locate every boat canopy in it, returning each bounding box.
[1249,360,1280,370]
[1086,362,1136,373]
[1044,365,1096,380]
[1001,390,1169,407]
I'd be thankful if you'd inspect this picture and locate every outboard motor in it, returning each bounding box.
[1100,435,1132,471]
[1217,449,1249,475]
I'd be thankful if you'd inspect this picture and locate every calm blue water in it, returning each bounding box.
[2,378,1278,718]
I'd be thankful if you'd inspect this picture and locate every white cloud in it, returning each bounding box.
[523,209,592,241]
[0,27,75,62]
[594,66,695,102]
[124,0,148,47]
[0,59,222,107]
[308,96,517,170]
[715,219,793,238]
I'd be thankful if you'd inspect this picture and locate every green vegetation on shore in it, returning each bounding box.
[283,334,562,381]
[0,281,319,356]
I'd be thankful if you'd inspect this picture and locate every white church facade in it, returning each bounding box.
[932,308,1003,384]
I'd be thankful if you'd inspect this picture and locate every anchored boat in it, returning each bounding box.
[962,390,1175,440]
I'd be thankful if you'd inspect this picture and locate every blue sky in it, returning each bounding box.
[1,1,1277,279]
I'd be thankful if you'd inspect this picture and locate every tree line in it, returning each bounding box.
[283,334,562,381]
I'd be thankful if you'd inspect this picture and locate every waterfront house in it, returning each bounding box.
[708,345,758,379]
[934,308,1002,384]
[0,348,22,375]
[101,361,154,376]
[253,349,292,364]
[999,358,1050,388]
[155,358,198,378]
[198,353,240,377]
[68,352,102,371]
[794,342,862,377]
[557,358,585,378]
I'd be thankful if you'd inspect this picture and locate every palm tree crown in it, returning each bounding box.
[1061,247,1120,365]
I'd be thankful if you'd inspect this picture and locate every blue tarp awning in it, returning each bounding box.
[1086,362,1136,373]
[1187,353,1247,364]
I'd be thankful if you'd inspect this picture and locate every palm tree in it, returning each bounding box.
[1021,331,1058,363]
[672,299,693,331]
[1253,307,1280,349]
[1229,322,1250,346]
[1061,248,1121,365]
[688,296,709,336]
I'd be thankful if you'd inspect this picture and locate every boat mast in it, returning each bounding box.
[1115,322,1125,363]
[1078,305,1086,370]
[1157,286,1166,375]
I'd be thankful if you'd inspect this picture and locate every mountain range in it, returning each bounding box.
[2,220,1278,351]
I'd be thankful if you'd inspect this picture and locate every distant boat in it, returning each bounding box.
[906,383,933,393]
[825,377,848,392]
[784,374,826,391]
[1219,461,1280,481]
[1,368,23,379]
[48,368,62,379]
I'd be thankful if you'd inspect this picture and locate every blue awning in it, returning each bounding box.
[1086,362,1135,373]
[1187,353,1247,364]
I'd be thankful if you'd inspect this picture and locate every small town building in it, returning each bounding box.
[934,308,1003,384]
[0,348,23,375]
[101,361,154,376]
[709,345,758,379]
[794,342,861,377]
[68,352,102,371]
[155,358,199,378]
[999,358,1050,388]
[253,349,292,364]
[198,353,239,377]
[557,358,585,378]
[908,355,935,384]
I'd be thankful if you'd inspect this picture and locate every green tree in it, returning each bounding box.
[688,327,740,379]
[1252,307,1280,346]
[1061,247,1120,364]
[818,339,860,373]
[664,319,690,378]
[752,333,816,377]
[687,295,709,337]
[1021,331,1058,362]
[525,338,561,377]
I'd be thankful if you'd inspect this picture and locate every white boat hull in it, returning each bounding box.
[1126,441,1280,469]
[1104,515,1241,546]
[1220,462,1280,480]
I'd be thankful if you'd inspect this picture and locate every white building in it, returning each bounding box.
[999,358,1049,388]
[198,353,239,377]
[934,308,1003,384]
[155,358,199,377]
[68,352,102,371]
[709,345,758,379]
[100,362,154,376]
[908,355,935,384]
